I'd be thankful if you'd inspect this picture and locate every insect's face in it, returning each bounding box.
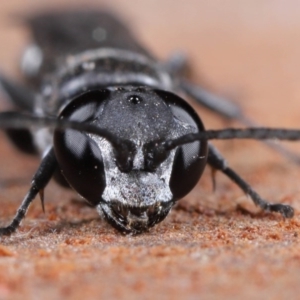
[54,87,207,234]
[92,134,176,233]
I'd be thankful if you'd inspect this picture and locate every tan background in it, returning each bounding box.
[0,1,300,299]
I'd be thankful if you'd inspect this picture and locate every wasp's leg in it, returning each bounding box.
[5,128,38,155]
[0,74,36,111]
[181,80,300,164]
[0,148,57,235]
[180,80,243,120]
[207,143,294,218]
[0,75,38,154]
[164,52,190,76]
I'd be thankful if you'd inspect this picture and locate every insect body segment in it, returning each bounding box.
[0,10,298,235]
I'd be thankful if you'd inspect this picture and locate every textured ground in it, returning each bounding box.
[0,1,300,299]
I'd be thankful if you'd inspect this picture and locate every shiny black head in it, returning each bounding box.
[54,87,208,234]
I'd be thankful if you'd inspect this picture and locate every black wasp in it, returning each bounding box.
[0,10,299,235]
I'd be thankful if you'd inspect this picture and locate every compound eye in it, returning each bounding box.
[54,129,105,206]
[54,90,109,205]
[154,90,208,199]
[170,137,207,199]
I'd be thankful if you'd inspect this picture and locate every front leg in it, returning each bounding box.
[207,143,294,218]
[0,147,57,235]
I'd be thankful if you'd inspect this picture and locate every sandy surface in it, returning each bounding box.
[0,1,300,299]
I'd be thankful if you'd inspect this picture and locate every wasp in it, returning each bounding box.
[0,10,299,235]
